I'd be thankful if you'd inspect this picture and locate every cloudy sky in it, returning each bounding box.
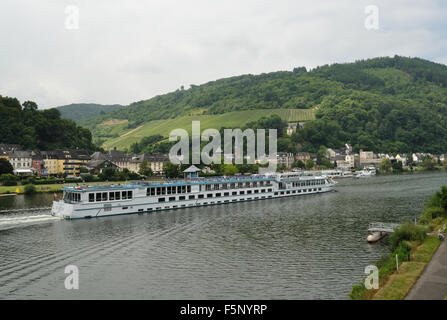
[0,0,446,108]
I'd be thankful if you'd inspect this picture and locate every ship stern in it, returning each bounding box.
[51,201,74,219]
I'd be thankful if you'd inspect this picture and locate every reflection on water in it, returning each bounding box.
[0,172,446,299]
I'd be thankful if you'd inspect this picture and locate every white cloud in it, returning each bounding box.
[0,0,445,108]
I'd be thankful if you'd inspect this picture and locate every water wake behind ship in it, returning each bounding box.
[0,214,61,230]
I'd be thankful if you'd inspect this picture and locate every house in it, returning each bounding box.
[335,155,351,170]
[8,150,33,175]
[32,153,47,176]
[286,123,297,136]
[0,144,21,161]
[42,151,63,175]
[60,149,90,177]
[326,148,336,161]
[127,153,169,175]
[85,159,119,173]
[277,152,295,169]
[91,148,135,172]
[42,149,90,177]
[336,154,358,169]
[395,154,407,166]
[295,152,310,162]
[359,150,382,168]
[412,153,424,163]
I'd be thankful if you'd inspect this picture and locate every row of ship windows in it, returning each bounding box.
[88,191,133,202]
[291,179,325,187]
[275,188,322,195]
[203,181,272,191]
[157,188,274,202]
[146,185,191,196]
[82,185,324,203]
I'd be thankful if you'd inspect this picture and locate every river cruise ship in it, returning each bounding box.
[51,173,336,219]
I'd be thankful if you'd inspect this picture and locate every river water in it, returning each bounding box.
[0,172,446,299]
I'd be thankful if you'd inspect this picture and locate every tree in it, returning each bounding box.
[139,160,153,177]
[223,164,238,176]
[164,162,180,178]
[316,145,329,165]
[22,101,38,112]
[0,158,13,175]
[422,156,435,171]
[277,164,286,172]
[79,167,89,174]
[100,167,116,180]
[0,173,18,186]
[305,158,314,170]
[0,96,97,152]
[24,184,36,194]
[392,160,403,173]
[379,158,392,173]
[292,160,305,169]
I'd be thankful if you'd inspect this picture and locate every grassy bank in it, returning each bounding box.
[372,234,441,300]
[350,186,447,300]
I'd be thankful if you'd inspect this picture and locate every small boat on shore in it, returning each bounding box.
[366,222,400,243]
[367,231,388,243]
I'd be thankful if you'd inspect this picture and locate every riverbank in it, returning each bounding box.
[406,234,447,299]
[372,229,442,300]
[350,186,447,300]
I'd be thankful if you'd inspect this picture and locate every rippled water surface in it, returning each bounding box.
[0,172,446,299]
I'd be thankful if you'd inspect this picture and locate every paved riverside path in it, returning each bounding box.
[406,238,447,300]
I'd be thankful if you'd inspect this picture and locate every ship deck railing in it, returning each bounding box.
[61,175,277,192]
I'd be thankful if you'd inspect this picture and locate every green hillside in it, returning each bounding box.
[101,109,315,150]
[56,103,124,122]
[80,55,447,153]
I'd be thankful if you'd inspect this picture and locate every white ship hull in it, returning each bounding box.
[52,175,336,219]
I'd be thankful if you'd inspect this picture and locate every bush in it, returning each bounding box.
[21,177,36,185]
[83,174,100,182]
[0,173,18,186]
[389,223,427,250]
[2,180,18,186]
[24,184,36,195]
[419,207,447,224]
[426,186,447,210]
[64,178,83,183]
[350,284,367,300]
[395,241,411,262]
[33,178,60,185]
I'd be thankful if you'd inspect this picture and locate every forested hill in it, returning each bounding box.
[80,55,447,154]
[56,103,124,122]
[0,97,97,151]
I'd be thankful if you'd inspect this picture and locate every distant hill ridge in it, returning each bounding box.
[70,55,447,153]
[56,103,124,122]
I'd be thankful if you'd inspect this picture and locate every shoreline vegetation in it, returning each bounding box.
[350,186,447,300]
